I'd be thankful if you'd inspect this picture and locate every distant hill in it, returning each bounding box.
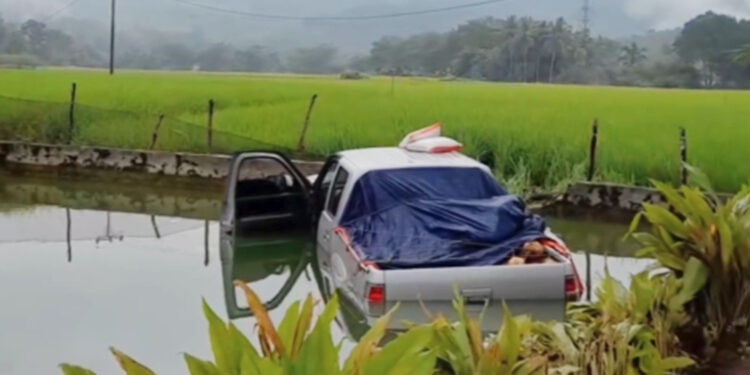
[26,0,653,53]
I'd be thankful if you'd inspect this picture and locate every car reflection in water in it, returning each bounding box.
[220,227,312,319]
[221,225,439,344]
[218,225,374,341]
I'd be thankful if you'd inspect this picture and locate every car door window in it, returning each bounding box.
[319,161,339,200]
[326,167,349,217]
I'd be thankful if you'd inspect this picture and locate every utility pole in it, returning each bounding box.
[581,0,592,66]
[109,0,116,75]
[582,0,591,37]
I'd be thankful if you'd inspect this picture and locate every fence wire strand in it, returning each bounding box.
[0,95,318,157]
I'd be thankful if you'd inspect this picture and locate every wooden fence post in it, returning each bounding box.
[149,114,165,150]
[207,99,215,152]
[587,118,599,181]
[68,83,77,144]
[66,208,72,263]
[586,250,592,301]
[296,94,318,153]
[204,221,210,266]
[680,127,688,185]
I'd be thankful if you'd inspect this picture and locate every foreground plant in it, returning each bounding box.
[527,270,696,375]
[61,281,437,375]
[629,169,750,362]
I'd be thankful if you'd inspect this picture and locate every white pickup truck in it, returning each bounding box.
[221,141,583,327]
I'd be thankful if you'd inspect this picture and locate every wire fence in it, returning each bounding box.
[0,93,317,157]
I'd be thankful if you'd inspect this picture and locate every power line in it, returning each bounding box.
[169,0,510,21]
[43,0,85,22]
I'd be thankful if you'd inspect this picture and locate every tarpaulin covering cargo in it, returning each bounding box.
[340,167,547,270]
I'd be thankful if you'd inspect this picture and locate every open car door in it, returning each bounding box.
[221,152,313,234]
[221,232,311,319]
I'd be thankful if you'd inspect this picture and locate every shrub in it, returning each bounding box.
[629,168,750,363]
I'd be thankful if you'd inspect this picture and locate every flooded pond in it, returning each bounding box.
[0,174,652,374]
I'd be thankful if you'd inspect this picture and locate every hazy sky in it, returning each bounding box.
[2,0,750,29]
[2,0,750,52]
[623,0,750,27]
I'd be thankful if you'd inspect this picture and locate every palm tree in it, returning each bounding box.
[544,18,568,82]
[733,44,750,66]
[515,17,535,81]
[619,42,647,67]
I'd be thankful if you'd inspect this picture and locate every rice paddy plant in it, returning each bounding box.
[2,69,750,191]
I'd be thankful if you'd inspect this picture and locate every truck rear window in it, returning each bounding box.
[341,167,505,223]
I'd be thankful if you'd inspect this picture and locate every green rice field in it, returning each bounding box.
[1,68,749,192]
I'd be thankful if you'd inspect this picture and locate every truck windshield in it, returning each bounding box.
[341,167,505,223]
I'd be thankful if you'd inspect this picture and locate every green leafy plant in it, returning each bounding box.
[628,169,750,360]
[430,298,548,375]
[529,271,695,375]
[61,281,437,375]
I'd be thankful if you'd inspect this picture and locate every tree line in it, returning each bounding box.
[1,11,749,88]
[354,12,750,88]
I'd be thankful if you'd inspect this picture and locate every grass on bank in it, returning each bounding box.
[1,69,750,192]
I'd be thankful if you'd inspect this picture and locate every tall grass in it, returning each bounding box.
[2,69,750,191]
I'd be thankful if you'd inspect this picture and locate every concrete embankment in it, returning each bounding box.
[0,141,323,181]
[2,140,692,214]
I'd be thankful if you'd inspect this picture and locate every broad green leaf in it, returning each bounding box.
[623,212,643,241]
[632,233,661,248]
[684,164,718,203]
[343,299,397,374]
[295,293,341,375]
[362,325,434,375]
[630,272,655,319]
[657,356,695,372]
[652,181,690,215]
[110,348,156,375]
[277,300,301,351]
[229,322,261,362]
[184,354,221,375]
[385,351,437,375]
[497,303,521,367]
[653,251,687,271]
[717,218,735,270]
[60,364,97,375]
[290,294,315,359]
[643,204,689,239]
[239,353,283,375]
[681,186,715,227]
[202,299,239,373]
[675,257,709,305]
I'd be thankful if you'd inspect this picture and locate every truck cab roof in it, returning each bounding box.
[337,147,490,176]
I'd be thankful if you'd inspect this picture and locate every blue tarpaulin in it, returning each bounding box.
[340,167,548,270]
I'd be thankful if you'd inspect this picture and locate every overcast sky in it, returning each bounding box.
[2,0,750,51]
[623,0,750,28]
[1,0,749,29]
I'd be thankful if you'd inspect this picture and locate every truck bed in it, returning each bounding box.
[382,261,569,322]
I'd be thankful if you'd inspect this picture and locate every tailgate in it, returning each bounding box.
[384,263,567,322]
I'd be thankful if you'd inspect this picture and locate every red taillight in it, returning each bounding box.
[368,285,385,304]
[566,275,582,302]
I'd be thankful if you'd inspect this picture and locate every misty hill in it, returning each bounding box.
[32,0,654,54]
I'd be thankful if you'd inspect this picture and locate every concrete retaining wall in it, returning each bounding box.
[563,182,666,211]
[0,141,323,180]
